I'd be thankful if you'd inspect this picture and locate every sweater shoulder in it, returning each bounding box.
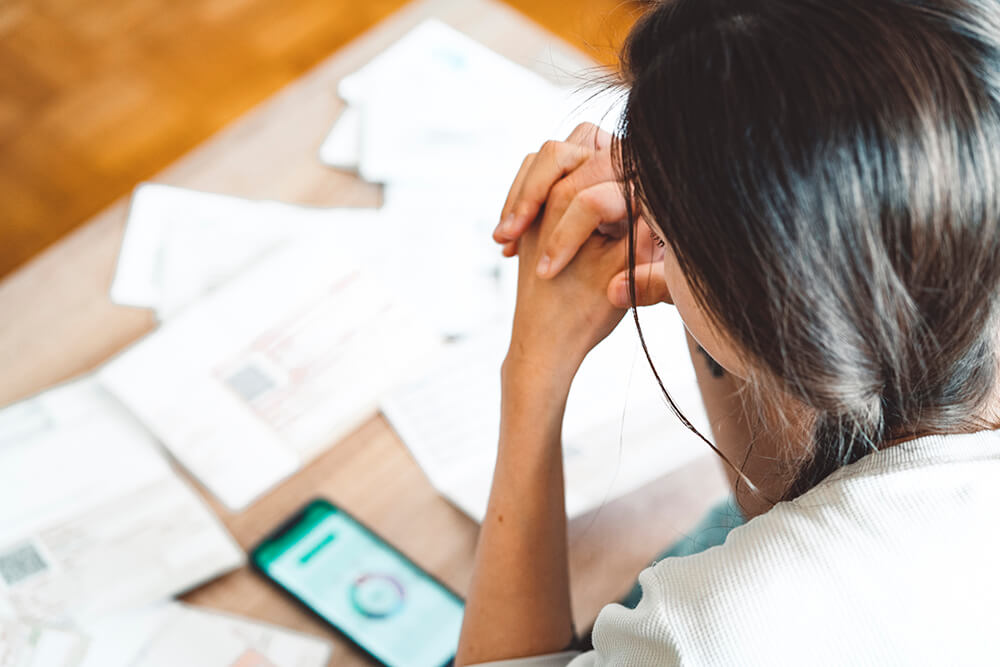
[588,430,1000,666]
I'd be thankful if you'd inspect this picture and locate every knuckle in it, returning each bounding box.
[578,185,621,222]
[539,139,560,157]
[542,139,588,171]
[546,232,573,260]
[594,126,615,150]
[547,221,568,246]
[549,180,576,210]
[575,186,603,213]
[563,144,590,169]
[567,121,598,143]
[513,199,535,219]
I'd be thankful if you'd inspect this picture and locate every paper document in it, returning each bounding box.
[356,185,518,339]
[77,602,332,667]
[318,106,362,170]
[100,236,440,511]
[382,308,712,521]
[0,379,243,626]
[316,18,625,338]
[112,182,512,339]
[111,183,378,320]
[0,617,86,667]
[321,19,625,198]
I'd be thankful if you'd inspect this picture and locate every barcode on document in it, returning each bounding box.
[0,541,49,587]
[225,364,276,403]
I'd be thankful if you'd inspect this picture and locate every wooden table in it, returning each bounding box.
[0,0,728,663]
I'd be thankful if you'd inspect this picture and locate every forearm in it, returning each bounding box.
[455,359,575,665]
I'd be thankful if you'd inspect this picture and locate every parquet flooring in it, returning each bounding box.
[0,0,640,278]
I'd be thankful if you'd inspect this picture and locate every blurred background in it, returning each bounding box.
[0,0,642,279]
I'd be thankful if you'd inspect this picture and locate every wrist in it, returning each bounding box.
[501,348,579,399]
[500,352,576,435]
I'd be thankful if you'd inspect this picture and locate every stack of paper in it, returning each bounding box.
[77,602,331,667]
[0,616,85,667]
[1,602,332,667]
[0,380,334,667]
[111,184,379,321]
[382,308,711,521]
[320,18,626,338]
[321,19,606,191]
[101,235,440,511]
[0,379,243,626]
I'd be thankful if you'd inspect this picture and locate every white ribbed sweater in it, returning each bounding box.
[472,430,1000,666]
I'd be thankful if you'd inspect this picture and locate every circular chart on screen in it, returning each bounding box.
[349,573,406,619]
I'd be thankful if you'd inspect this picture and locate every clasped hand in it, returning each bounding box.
[496,123,672,389]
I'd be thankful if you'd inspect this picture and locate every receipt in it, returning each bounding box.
[382,308,711,521]
[0,379,243,626]
[77,602,332,667]
[111,183,378,320]
[100,235,440,511]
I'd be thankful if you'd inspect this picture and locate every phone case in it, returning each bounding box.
[249,497,461,667]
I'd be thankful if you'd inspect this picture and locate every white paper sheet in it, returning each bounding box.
[317,106,362,170]
[320,19,625,194]
[77,602,332,667]
[362,185,516,339]
[100,235,440,511]
[111,183,378,320]
[112,181,513,339]
[381,308,712,521]
[313,19,626,339]
[0,379,244,626]
[0,618,86,667]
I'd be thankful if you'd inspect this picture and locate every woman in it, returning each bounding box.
[455,0,1000,664]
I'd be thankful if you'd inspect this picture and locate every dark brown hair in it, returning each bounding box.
[618,0,1000,500]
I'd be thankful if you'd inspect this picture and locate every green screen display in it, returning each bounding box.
[254,501,464,667]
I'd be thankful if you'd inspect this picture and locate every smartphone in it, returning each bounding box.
[251,498,464,667]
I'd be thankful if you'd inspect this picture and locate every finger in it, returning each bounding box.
[496,140,591,242]
[607,262,673,308]
[546,147,620,219]
[536,181,627,278]
[502,240,518,257]
[495,153,537,242]
[565,121,614,151]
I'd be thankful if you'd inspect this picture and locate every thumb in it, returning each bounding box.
[607,263,673,308]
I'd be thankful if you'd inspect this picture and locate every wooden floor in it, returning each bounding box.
[0,0,640,278]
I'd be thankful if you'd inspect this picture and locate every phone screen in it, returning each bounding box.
[252,500,464,667]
